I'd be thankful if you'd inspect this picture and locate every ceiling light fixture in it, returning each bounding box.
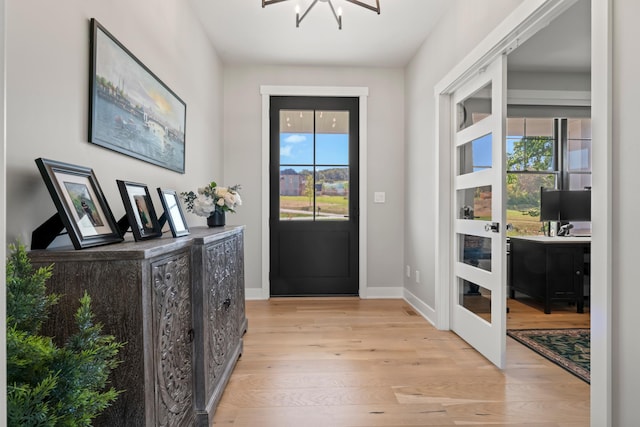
[262,0,380,30]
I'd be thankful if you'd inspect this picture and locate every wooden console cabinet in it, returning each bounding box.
[191,228,246,426]
[509,235,590,314]
[29,226,246,426]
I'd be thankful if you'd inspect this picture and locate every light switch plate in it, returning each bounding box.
[374,192,386,203]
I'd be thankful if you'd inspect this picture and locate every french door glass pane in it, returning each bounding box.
[457,82,492,131]
[458,134,492,175]
[459,234,492,272]
[458,278,492,323]
[457,186,492,220]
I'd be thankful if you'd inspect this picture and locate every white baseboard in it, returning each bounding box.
[245,287,268,300]
[361,286,404,299]
[403,288,437,327]
[245,286,405,300]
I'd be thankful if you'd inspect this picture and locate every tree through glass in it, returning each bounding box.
[279,109,350,221]
[506,118,557,236]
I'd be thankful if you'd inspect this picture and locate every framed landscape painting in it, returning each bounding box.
[89,18,186,173]
[34,158,124,250]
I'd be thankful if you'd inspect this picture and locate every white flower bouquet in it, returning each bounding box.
[181,181,242,217]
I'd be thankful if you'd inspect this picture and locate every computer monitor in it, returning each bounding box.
[540,187,591,222]
[560,190,591,221]
[540,188,561,221]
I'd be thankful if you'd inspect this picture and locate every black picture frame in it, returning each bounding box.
[34,158,124,250]
[116,180,163,241]
[89,18,186,174]
[157,188,190,237]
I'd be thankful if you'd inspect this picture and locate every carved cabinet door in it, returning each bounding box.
[151,251,195,427]
[205,238,240,391]
[235,232,247,334]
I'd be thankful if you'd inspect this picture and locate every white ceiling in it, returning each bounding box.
[189,0,451,67]
[508,0,591,73]
[188,0,590,71]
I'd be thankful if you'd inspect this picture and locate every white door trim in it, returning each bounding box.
[260,85,369,299]
[590,0,612,424]
[434,0,611,424]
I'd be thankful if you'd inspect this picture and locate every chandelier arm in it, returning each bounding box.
[262,0,290,7]
[296,0,320,27]
[326,0,343,30]
[345,0,380,14]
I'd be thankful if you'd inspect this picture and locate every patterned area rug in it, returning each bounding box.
[507,328,590,383]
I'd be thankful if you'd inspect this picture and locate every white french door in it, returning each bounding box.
[450,54,507,368]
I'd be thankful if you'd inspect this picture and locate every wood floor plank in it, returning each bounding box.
[212,298,589,426]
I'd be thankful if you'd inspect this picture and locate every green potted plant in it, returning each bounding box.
[6,243,124,426]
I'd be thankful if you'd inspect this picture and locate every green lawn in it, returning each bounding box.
[281,197,544,234]
[507,209,545,236]
[280,195,349,216]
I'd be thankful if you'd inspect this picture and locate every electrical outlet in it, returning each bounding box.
[415,270,420,283]
[406,265,411,278]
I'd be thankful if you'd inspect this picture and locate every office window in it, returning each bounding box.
[506,117,591,236]
[566,118,592,190]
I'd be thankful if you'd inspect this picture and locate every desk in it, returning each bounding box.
[509,236,590,314]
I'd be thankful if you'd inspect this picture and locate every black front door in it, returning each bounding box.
[269,96,359,296]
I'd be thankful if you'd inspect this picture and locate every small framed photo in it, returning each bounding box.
[35,158,124,250]
[157,188,189,237]
[116,180,163,241]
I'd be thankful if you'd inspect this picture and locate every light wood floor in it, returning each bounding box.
[212,297,589,426]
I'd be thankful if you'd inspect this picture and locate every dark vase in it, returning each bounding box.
[207,209,225,227]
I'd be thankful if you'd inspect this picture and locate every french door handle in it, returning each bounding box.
[485,222,500,233]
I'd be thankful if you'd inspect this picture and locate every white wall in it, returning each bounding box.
[5,0,224,247]
[223,65,405,293]
[404,0,524,309]
[612,0,640,423]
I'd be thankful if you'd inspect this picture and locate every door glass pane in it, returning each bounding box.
[316,167,349,221]
[458,134,492,175]
[458,186,492,220]
[316,110,349,165]
[458,278,492,322]
[280,110,313,165]
[457,82,492,131]
[459,234,492,272]
[279,166,314,220]
[279,109,350,222]
[315,110,349,222]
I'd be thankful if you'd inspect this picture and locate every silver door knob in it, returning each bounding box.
[485,222,500,233]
